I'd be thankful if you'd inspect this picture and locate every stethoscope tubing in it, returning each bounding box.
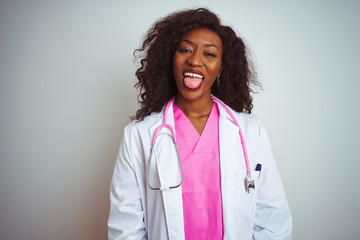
[210,96,251,176]
[151,97,177,145]
[149,96,253,191]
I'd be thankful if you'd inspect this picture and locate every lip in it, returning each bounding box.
[182,69,204,78]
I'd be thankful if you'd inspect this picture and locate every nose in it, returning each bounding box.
[186,51,202,67]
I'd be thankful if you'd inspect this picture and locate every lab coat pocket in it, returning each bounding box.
[236,169,260,216]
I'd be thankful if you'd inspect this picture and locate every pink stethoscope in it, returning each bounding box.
[147,96,255,193]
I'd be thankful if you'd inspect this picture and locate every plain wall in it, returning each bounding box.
[1,1,359,239]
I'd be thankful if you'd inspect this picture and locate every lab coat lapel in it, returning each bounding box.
[217,103,247,238]
[217,104,246,173]
[148,102,185,240]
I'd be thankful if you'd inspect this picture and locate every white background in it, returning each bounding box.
[1,1,359,239]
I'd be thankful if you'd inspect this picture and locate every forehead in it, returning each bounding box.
[180,28,222,49]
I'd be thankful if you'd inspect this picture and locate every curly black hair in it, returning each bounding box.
[132,8,259,121]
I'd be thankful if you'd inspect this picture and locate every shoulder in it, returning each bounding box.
[216,100,262,136]
[234,111,260,126]
[214,97,261,132]
[234,111,262,133]
[123,111,163,139]
[233,112,265,144]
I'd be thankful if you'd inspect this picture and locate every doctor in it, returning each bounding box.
[108,8,292,240]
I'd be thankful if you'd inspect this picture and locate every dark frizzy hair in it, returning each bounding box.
[132,8,260,121]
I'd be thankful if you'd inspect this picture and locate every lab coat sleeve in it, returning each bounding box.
[108,124,147,240]
[252,124,292,240]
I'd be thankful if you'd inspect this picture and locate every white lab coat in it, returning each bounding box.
[108,99,292,240]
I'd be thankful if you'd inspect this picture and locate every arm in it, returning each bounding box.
[108,125,147,240]
[252,124,292,240]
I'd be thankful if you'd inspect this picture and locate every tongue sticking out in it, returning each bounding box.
[184,77,202,89]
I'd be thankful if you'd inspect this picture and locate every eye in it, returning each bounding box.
[178,48,191,53]
[204,52,217,57]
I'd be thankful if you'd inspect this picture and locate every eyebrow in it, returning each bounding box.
[181,39,219,50]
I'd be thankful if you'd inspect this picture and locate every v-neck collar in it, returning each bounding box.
[173,103,219,153]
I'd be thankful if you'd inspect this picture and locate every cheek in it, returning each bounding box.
[173,55,183,76]
[209,62,222,75]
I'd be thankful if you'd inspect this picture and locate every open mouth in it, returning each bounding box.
[183,71,204,89]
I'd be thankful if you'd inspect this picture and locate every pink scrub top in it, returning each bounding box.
[173,103,223,240]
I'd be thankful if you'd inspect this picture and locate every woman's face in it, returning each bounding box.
[173,28,223,102]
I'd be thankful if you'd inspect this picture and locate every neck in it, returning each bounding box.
[174,95,213,118]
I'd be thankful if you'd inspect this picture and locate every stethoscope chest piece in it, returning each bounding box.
[245,174,255,193]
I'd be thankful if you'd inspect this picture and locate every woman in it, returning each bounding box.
[108,8,292,240]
